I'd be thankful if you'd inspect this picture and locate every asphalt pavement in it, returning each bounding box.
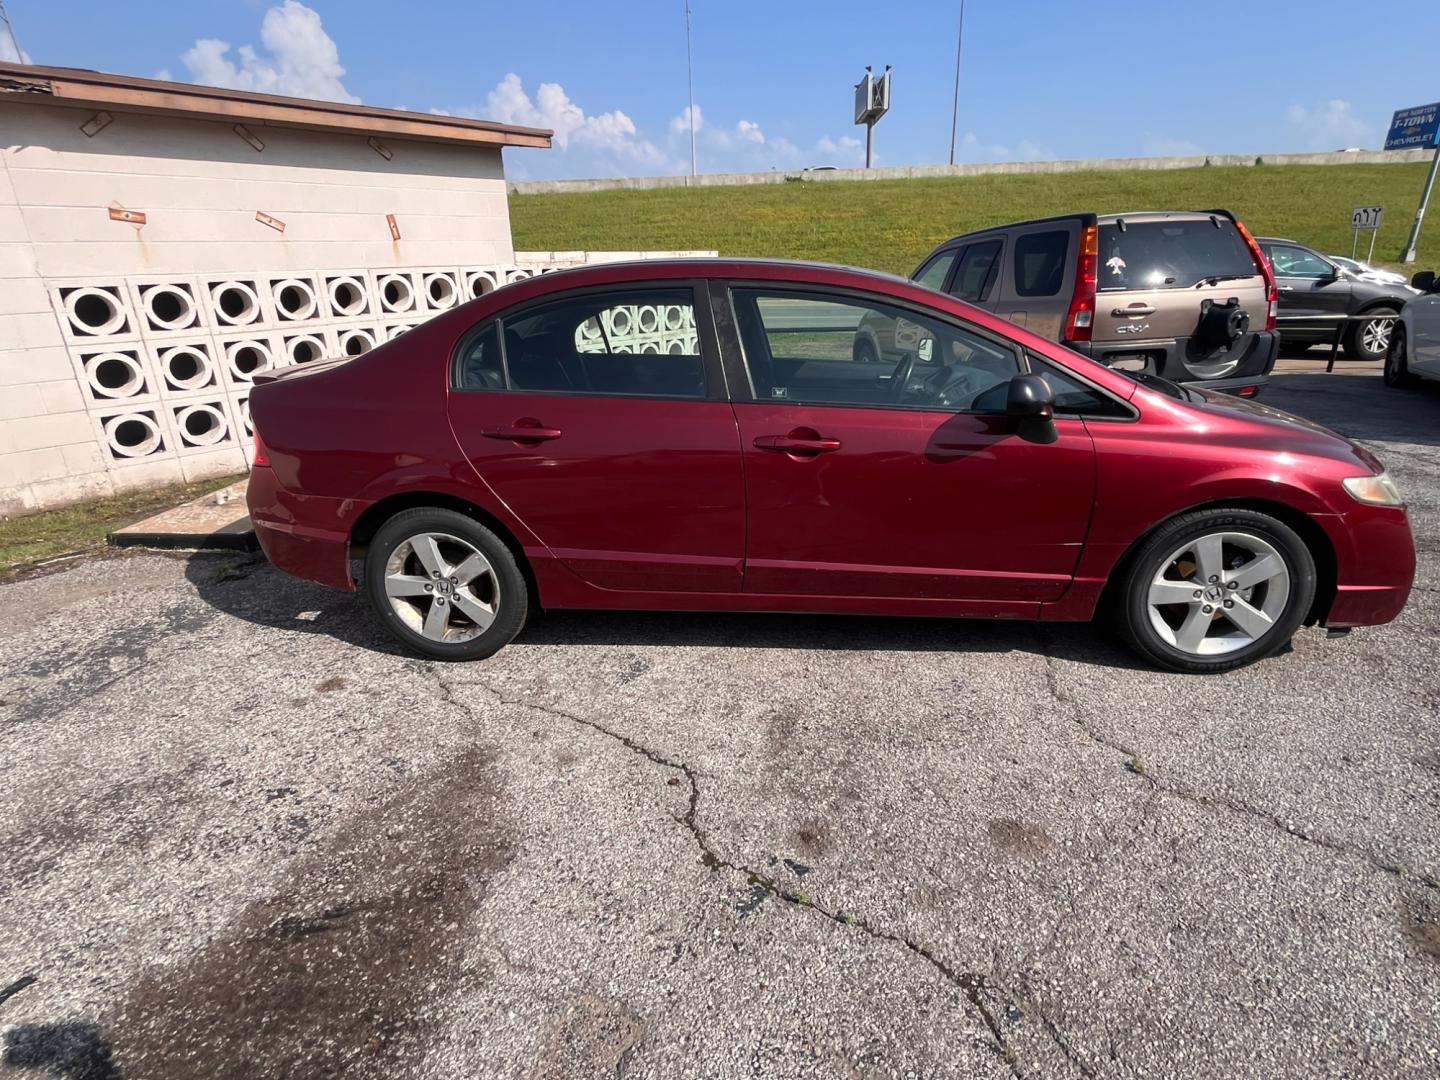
[1,358,1437,1079]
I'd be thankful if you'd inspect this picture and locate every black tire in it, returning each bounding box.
[853,336,880,364]
[1383,324,1418,388]
[363,507,528,661]
[1344,307,1399,361]
[1114,507,1316,674]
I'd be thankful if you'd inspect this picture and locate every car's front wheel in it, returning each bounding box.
[1345,307,1398,361]
[1115,508,1316,673]
[1383,324,1417,388]
[363,507,528,661]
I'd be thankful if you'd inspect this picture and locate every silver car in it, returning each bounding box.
[1328,255,1418,291]
[1385,270,1440,387]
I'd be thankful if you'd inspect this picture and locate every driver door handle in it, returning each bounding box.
[481,422,563,442]
[754,434,842,454]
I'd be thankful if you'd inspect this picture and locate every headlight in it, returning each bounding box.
[1342,472,1404,506]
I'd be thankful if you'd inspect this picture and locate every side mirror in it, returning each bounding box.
[1412,270,1437,293]
[1006,373,1058,444]
[1328,262,1345,281]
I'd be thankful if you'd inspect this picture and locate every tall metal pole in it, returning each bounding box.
[947,0,966,166]
[1401,145,1440,264]
[866,121,873,169]
[684,0,697,180]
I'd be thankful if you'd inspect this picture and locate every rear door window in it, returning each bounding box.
[913,248,958,291]
[1098,219,1256,291]
[949,240,1003,303]
[1012,230,1069,297]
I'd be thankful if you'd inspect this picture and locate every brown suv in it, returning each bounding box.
[900,210,1280,395]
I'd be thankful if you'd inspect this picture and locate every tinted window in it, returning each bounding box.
[1030,356,1132,419]
[1267,244,1333,279]
[731,289,1019,412]
[459,289,705,398]
[456,322,504,390]
[913,249,957,291]
[1012,230,1069,297]
[950,240,1003,302]
[1098,219,1256,291]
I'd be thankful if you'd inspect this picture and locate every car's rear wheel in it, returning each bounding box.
[1345,307,1398,361]
[1383,324,1417,388]
[1115,508,1316,673]
[363,507,528,661]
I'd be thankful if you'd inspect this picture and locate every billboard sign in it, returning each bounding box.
[1384,103,1440,151]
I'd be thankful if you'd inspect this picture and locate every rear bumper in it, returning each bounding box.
[1066,329,1279,393]
[246,466,357,591]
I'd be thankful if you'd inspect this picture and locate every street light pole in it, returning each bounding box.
[685,0,697,180]
[948,0,966,166]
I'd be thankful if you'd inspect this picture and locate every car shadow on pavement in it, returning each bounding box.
[183,554,1152,672]
[1265,370,1440,449]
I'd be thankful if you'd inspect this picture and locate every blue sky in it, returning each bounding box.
[4,0,1439,179]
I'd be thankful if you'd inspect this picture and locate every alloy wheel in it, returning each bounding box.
[1361,316,1394,356]
[383,531,498,643]
[1146,531,1291,657]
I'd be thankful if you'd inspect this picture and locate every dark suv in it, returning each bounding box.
[1256,237,1413,361]
[903,210,1280,395]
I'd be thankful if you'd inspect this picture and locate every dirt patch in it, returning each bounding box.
[1399,890,1440,962]
[527,995,646,1078]
[794,818,830,856]
[47,747,515,1079]
[316,676,349,693]
[986,818,1056,859]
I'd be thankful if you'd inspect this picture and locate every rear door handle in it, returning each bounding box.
[1277,285,1294,292]
[754,434,842,454]
[481,423,563,442]
[1112,304,1155,317]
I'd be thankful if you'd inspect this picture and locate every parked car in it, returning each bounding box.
[247,258,1414,674]
[1256,237,1413,360]
[897,210,1279,396]
[1384,270,1440,388]
[1327,254,1416,290]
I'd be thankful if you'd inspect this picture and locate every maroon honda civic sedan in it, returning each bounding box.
[246,259,1414,673]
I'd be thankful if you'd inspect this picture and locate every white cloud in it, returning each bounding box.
[0,22,30,63]
[482,73,670,169]
[179,1,358,103]
[670,104,703,135]
[1286,99,1373,150]
[736,119,765,144]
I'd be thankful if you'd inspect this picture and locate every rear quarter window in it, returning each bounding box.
[1012,231,1069,298]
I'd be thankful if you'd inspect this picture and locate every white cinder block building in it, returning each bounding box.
[0,61,554,514]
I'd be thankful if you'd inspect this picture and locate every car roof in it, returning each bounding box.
[930,209,1238,248]
[518,257,914,288]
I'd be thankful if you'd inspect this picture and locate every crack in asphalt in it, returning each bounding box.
[426,667,1038,1079]
[1034,630,1439,897]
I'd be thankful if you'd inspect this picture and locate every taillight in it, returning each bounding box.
[1233,217,1278,332]
[252,431,271,467]
[1064,223,1099,342]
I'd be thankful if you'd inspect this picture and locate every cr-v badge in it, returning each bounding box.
[1116,323,1149,335]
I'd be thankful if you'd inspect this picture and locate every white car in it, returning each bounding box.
[1385,271,1440,388]
[1329,255,1418,291]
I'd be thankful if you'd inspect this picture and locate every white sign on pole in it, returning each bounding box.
[1350,205,1384,230]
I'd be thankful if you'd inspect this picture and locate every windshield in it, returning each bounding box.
[1098,219,1257,291]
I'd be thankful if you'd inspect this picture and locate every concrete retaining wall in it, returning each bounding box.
[509,148,1437,196]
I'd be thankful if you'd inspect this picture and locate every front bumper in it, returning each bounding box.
[1067,329,1279,394]
[1313,503,1416,628]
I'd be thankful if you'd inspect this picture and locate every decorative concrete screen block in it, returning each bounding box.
[138,282,201,332]
[422,271,461,311]
[338,327,378,356]
[60,285,133,339]
[377,272,419,315]
[577,303,698,355]
[101,409,166,460]
[284,332,330,365]
[271,277,321,321]
[81,349,151,401]
[157,343,218,393]
[209,280,265,327]
[220,337,276,384]
[173,401,232,450]
[325,275,370,318]
[465,269,501,300]
[384,323,415,341]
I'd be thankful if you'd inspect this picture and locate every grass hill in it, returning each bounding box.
[510,163,1436,277]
